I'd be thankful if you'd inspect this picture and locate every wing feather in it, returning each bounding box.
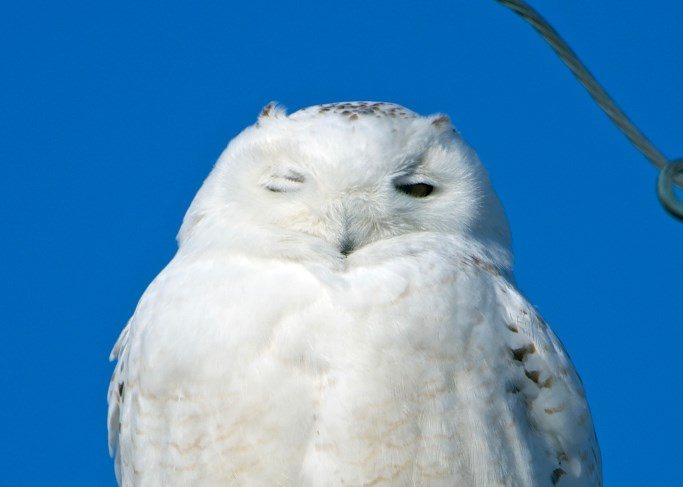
[107,322,131,483]
[496,277,602,486]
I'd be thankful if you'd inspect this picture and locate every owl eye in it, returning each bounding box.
[395,182,434,198]
[263,170,306,193]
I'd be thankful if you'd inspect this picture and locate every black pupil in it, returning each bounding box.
[396,183,434,198]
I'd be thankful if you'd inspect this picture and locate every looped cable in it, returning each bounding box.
[657,160,683,220]
[496,0,683,220]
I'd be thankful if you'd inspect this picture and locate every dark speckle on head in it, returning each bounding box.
[296,101,419,121]
[260,102,275,118]
[431,115,450,127]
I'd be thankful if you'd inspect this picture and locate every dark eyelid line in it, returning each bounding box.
[263,170,306,193]
[283,171,305,183]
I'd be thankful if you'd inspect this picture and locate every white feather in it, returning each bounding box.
[109,102,600,486]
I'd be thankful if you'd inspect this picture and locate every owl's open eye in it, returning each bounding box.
[395,183,434,198]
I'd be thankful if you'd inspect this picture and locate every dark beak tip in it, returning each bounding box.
[339,239,355,256]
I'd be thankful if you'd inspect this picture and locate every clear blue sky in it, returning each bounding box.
[1,1,681,485]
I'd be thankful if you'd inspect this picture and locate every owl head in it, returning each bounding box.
[178,102,511,266]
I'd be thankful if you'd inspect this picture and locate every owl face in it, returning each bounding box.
[179,102,510,260]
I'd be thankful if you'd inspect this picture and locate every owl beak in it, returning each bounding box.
[339,237,356,256]
[334,201,362,256]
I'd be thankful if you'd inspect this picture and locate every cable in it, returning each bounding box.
[496,0,683,220]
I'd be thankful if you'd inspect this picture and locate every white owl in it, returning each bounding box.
[108,102,601,486]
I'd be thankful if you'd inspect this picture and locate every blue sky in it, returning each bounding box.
[1,1,681,485]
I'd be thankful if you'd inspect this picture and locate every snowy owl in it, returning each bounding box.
[108,101,601,486]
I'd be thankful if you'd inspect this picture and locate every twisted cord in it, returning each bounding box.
[496,0,682,220]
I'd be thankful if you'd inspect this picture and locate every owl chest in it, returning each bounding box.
[129,263,519,484]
